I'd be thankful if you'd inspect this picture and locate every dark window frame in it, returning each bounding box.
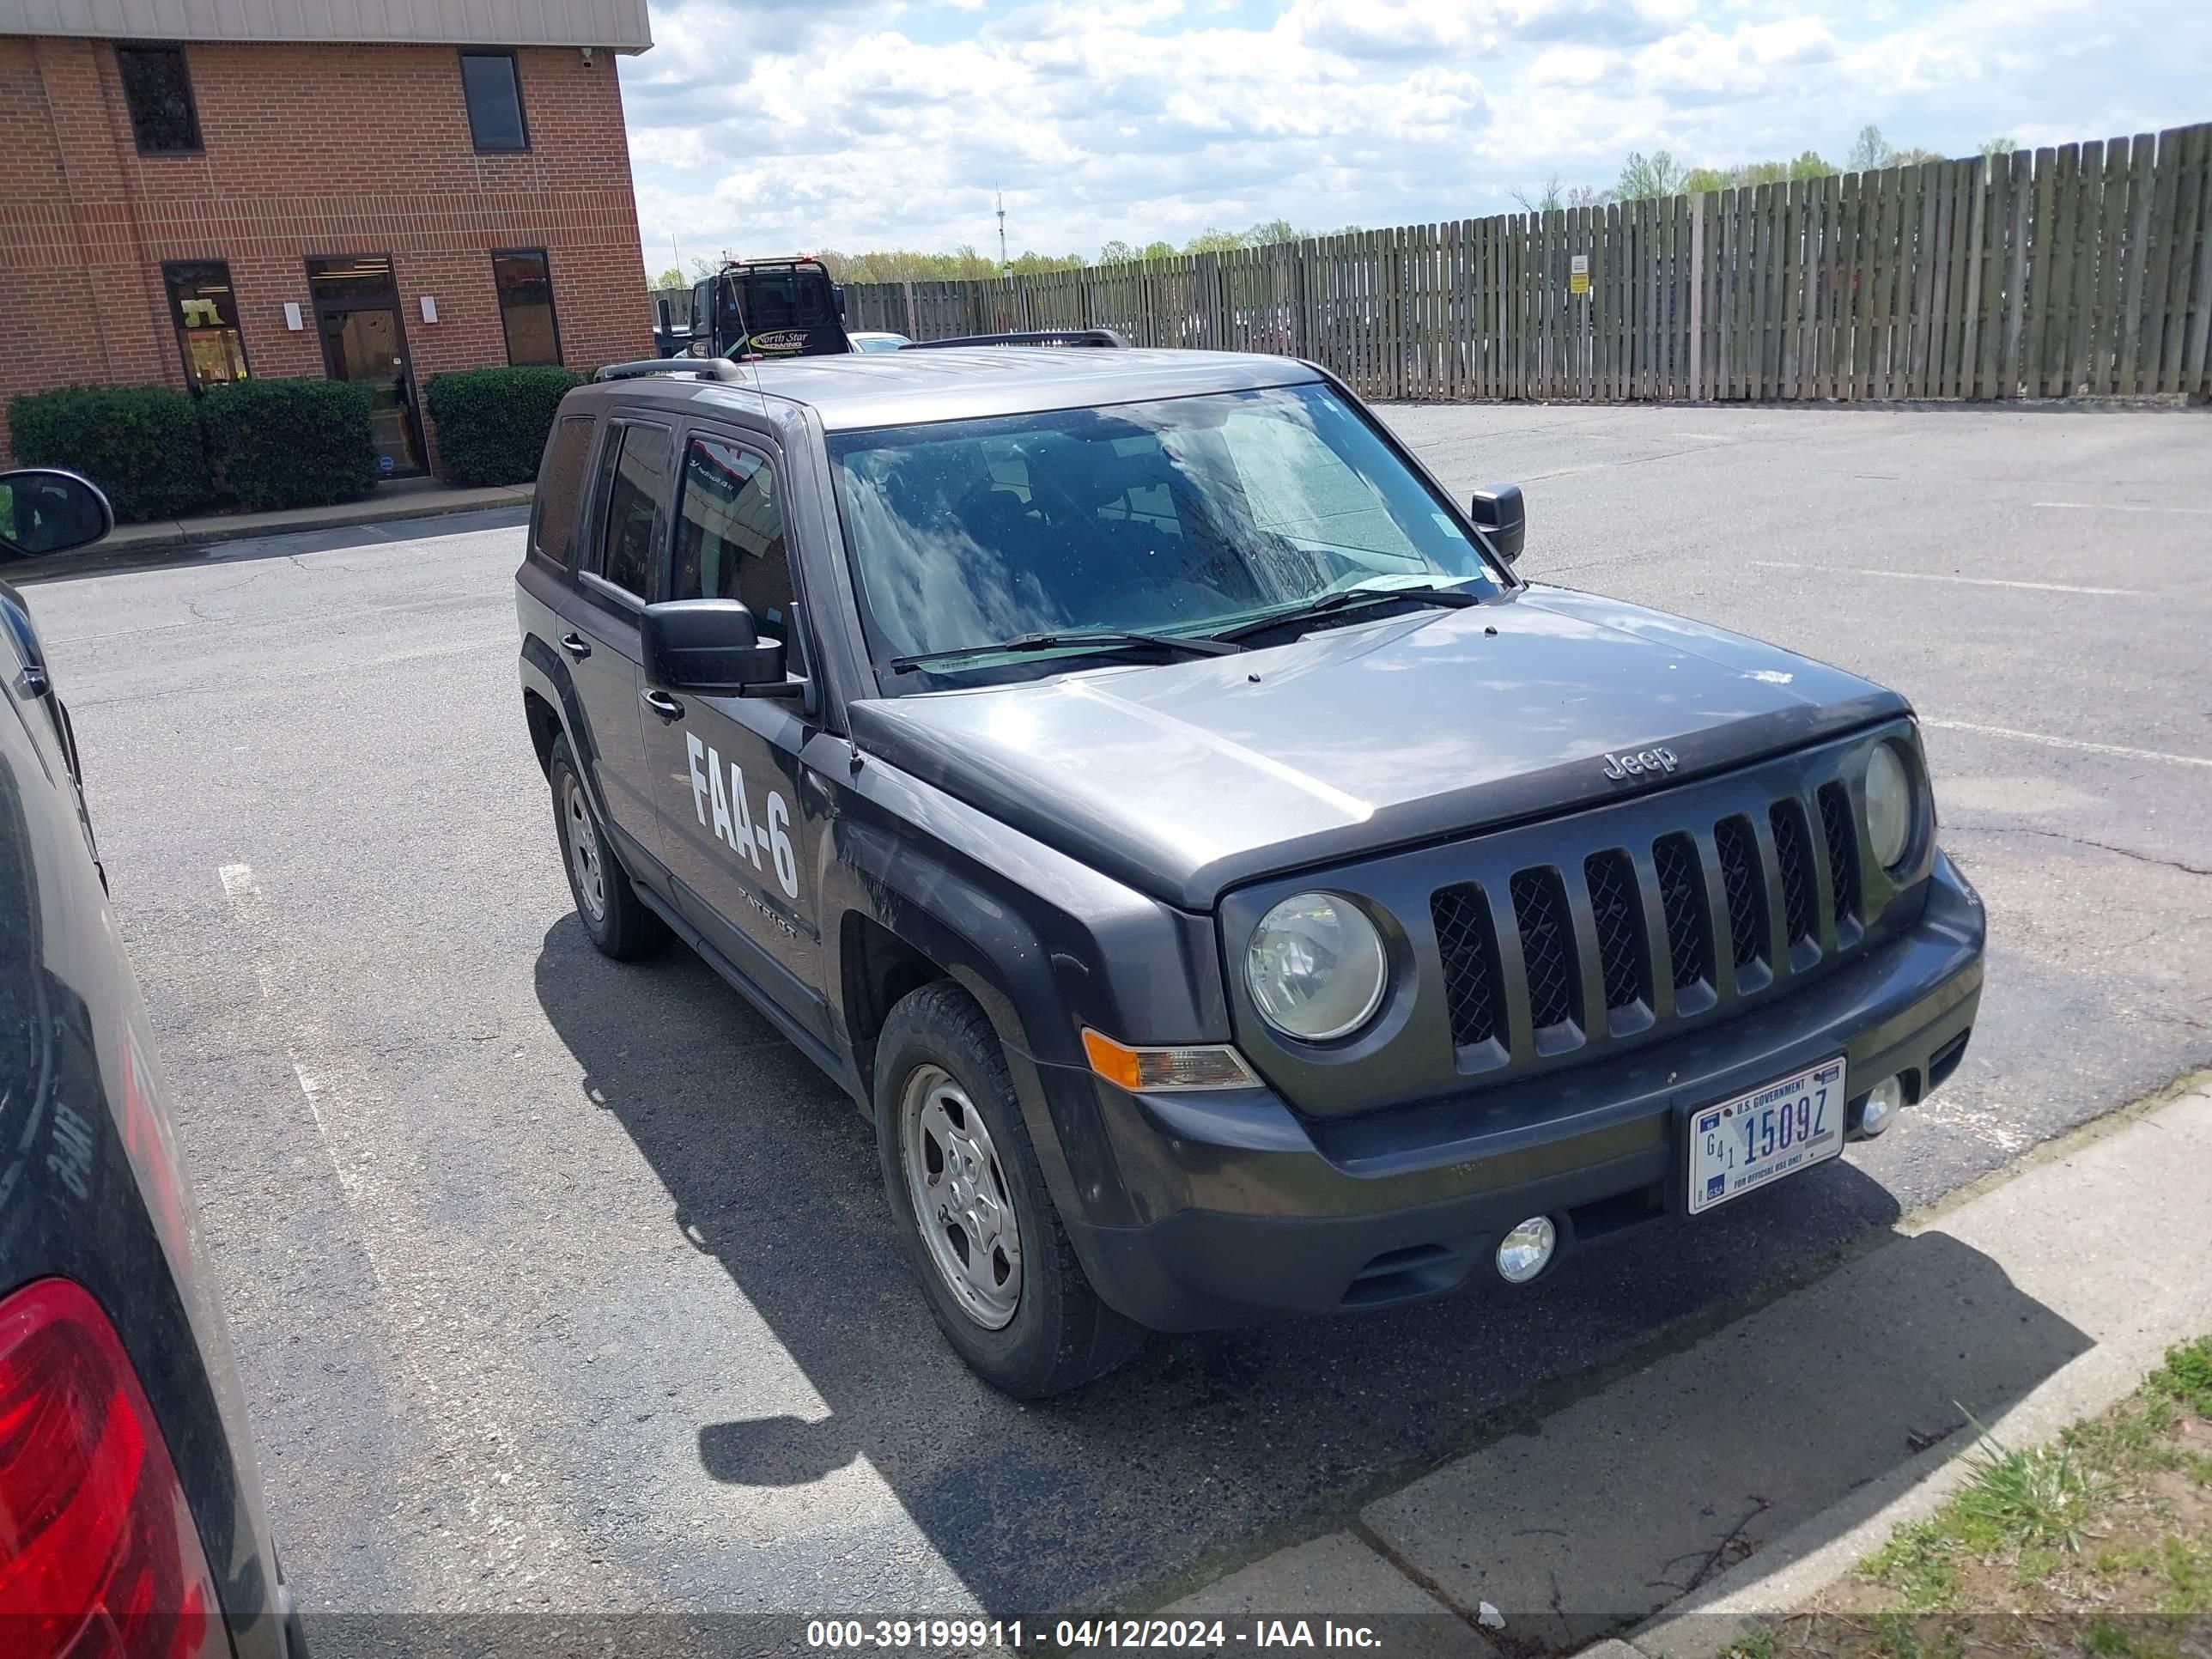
[161,258,250,389]
[115,43,204,155]
[490,247,562,366]
[458,48,530,154]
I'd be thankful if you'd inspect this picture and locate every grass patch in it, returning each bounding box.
[1729,1338,2212,1658]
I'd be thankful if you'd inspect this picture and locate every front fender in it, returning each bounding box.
[819,744,1230,1229]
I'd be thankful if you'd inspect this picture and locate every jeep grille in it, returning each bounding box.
[1433,776,1880,1062]
[1430,884,1502,1048]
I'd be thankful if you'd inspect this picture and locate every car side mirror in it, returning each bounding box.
[0,469,113,560]
[1469,483,1525,565]
[643,599,799,697]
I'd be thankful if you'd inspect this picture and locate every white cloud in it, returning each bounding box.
[621,0,2212,269]
[1528,45,1609,86]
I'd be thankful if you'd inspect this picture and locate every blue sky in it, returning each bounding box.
[617,0,2212,273]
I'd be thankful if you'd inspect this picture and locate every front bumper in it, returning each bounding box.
[1054,853,1985,1332]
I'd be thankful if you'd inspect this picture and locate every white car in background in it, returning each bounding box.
[849,331,912,353]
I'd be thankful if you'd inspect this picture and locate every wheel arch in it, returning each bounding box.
[819,833,1119,1232]
[522,686,562,776]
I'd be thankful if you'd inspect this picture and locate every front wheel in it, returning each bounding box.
[874,982,1144,1399]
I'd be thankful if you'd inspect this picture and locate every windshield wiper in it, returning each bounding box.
[889,628,1240,673]
[1208,583,1480,644]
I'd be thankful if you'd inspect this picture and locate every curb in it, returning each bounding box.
[1601,1323,2197,1659]
[4,488,532,581]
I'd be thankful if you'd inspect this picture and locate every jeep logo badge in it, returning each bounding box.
[1601,746,1678,781]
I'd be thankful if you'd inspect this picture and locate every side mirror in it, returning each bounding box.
[0,469,113,561]
[1469,483,1525,565]
[834,284,848,319]
[642,599,794,696]
[654,296,673,332]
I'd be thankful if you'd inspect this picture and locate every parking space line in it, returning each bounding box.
[217,861,372,1252]
[2034,501,2212,515]
[1920,719,2212,769]
[1751,561,2142,596]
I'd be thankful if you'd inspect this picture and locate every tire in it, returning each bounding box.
[874,981,1144,1399]
[547,734,665,960]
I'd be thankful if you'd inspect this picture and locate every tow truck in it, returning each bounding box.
[667,257,854,361]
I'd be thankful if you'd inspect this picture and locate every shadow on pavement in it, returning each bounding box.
[530,917,2087,1618]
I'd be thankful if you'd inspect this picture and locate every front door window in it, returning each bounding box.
[643,430,827,1034]
[307,256,424,477]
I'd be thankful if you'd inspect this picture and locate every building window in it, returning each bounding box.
[492,250,561,364]
[116,46,203,154]
[163,262,249,389]
[459,50,527,152]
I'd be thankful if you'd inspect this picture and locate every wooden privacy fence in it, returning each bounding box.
[842,123,2212,404]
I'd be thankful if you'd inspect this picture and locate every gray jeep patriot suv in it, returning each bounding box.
[514,343,1985,1397]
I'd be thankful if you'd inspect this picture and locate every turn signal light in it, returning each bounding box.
[0,1278,225,1658]
[1081,1030,1258,1092]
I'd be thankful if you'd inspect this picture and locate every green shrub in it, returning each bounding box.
[200,378,378,512]
[7,384,212,523]
[424,365,587,487]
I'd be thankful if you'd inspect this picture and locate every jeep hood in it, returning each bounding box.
[846,586,1909,910]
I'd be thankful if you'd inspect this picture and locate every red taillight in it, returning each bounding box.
[0,1279,224,1658]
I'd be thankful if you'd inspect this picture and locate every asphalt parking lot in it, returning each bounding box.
[19,403,2211,1624]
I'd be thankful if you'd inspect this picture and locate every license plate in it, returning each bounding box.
[1687,1057,1846,1216]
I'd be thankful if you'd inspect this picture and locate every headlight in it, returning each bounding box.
[1865,742,1913,869]
[1246,892,1389,1042]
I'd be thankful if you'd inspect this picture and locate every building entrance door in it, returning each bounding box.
[307,256,425,477]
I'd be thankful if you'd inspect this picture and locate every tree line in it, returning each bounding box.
[1516,125,2019,212]
[647,219,1364,290]
[645,125,2022,291]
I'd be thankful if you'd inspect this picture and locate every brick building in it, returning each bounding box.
[0,0,655,475]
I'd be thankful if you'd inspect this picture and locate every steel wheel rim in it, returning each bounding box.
[899,1064,1023,1329]
[563,777,606,924]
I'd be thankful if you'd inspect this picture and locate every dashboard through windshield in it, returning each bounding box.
[824,381,1510,687]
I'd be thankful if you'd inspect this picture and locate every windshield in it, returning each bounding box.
[827,382,1508,684]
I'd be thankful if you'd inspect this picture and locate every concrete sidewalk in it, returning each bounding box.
[1153,1077,2212,1655]
[3,477,534,583]
[104,476,533,552]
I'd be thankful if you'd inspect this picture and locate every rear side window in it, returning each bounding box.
[529,415,595,569]
[590,423,670,599]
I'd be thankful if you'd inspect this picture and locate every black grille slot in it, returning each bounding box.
[1510,867,1579,1031]
[1771,799,1817,945]
[1652,833,1713,990]
[1818,782,1859,926]
[1431,883,1503,1048]
[1583,850,1649,1012]
[1713,815,1766,969]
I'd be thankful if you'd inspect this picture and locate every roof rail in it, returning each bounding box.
[902,328,1131,350]
[593,357,747,383]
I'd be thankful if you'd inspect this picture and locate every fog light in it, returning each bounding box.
[1861,1076,1904,1138]
[1496,1216,1557,1285]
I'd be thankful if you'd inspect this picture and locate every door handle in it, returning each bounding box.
[641,689,684,720]
[559,632,592,660]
